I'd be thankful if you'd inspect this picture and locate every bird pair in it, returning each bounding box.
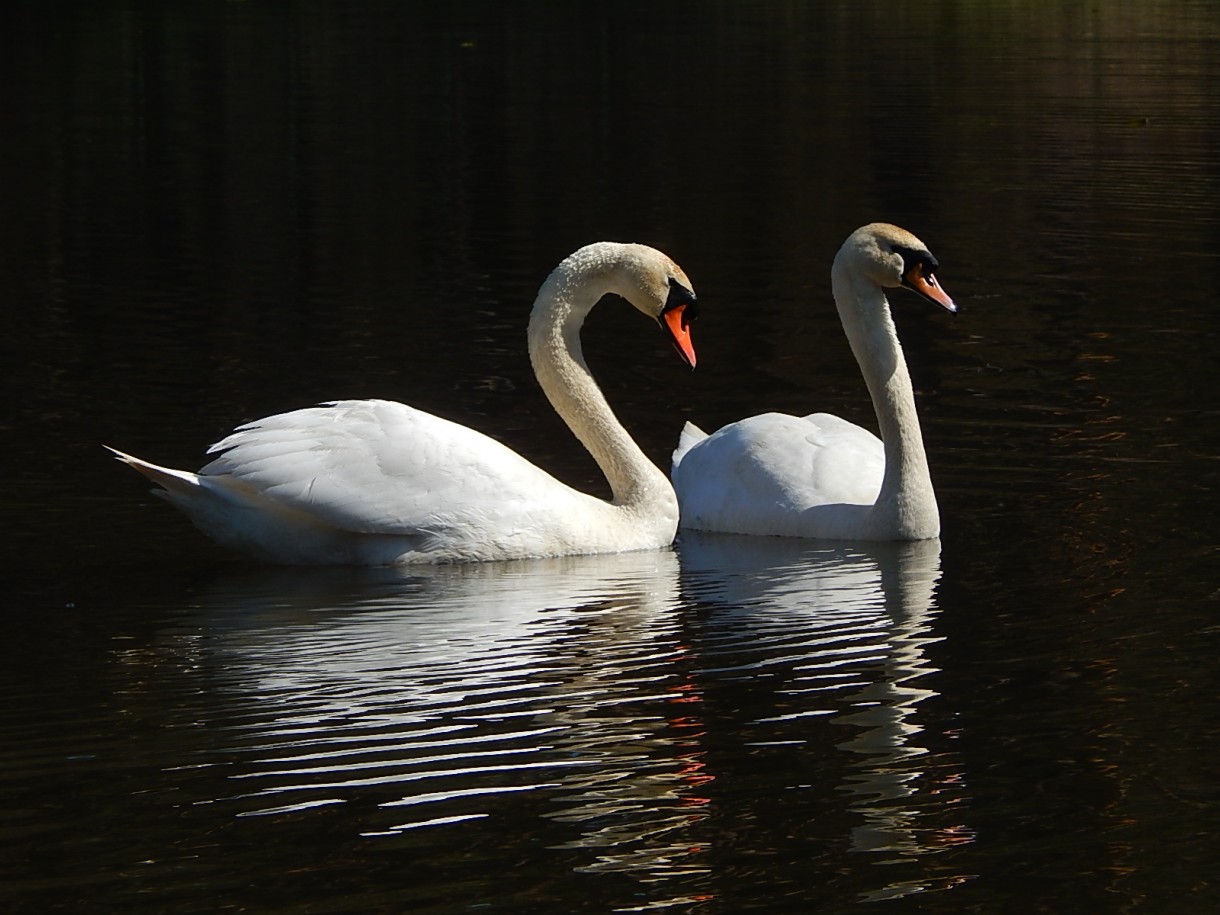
[110,223,955,565]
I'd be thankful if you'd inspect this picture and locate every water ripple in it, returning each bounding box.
[38,538,962,897]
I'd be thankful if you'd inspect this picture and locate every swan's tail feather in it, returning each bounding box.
[105,446,202,500]
[671,421,708,473]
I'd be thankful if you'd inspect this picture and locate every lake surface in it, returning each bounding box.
[3,2,1218,912]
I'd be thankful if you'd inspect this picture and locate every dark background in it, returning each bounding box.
[2,2,1218,911]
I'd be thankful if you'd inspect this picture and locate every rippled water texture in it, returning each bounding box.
[3,2,1218,912]
[7,540,959,910]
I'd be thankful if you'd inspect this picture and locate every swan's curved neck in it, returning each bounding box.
[527,258,672,513]
[832,266,939,537]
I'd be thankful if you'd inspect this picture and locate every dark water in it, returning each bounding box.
[3,2,1218,912]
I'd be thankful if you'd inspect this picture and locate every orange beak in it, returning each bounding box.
[661,304,697,369]
[904,266,957,313]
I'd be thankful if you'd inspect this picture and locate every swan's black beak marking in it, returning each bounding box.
[895,246,957,313]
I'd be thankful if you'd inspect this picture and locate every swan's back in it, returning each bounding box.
[200,400,572,535]
[673,412,884,537]
[117,400,657,565]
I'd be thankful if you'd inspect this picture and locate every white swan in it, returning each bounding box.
[671,223,954,541]
[109,242,699,565]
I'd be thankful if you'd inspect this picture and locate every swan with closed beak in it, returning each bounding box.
[672,223,953,541]
[110,242,698,564]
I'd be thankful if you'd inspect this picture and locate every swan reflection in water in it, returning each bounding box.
[676,534,972,888]
[161,536,966,900]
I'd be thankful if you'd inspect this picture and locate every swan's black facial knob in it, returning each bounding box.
[894,245,957,313]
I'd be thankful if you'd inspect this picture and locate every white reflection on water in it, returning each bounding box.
[166,536,965,899]
[676,535,972,877]
[186,551,694,841]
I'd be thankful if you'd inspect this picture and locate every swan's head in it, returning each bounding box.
[840,223,957,313]
[602,242,699,369]
[540,242,698,368]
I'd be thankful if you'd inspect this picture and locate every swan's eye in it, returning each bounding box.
[892,245,943,292]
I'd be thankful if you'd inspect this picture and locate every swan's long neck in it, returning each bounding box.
[832,266,939,539]
[527,257,674,516]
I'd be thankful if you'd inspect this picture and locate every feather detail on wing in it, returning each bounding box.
[198,400,582,536]
[671,421,708,471]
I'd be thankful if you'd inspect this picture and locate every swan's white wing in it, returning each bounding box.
[671,420,708,471]
[796,412,886,504]
[200,399,585,536]
[672,412,884,535]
